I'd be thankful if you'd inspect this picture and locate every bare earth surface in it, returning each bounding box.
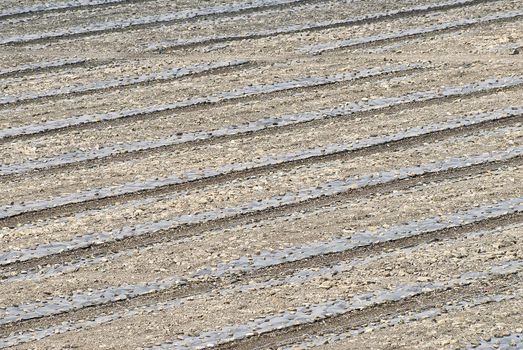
[0,0,522,349]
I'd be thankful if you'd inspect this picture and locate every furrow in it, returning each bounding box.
[0,0,317,45]
[0,58,89,79]
[151,261,523,349]
[0,59,249,106]
[1,81,521,177]
[5,78,521,173]
[5,77,518,176]
[0,108,518,218]
[0,74,523,181]
[149,0,499,52]
[0,0,146,20]
[189,202,523,281]
[0,147,520,268]
[2,0,521,347]
[303,10,523,54]
[2,170,518,286]
[1,123,519,252]
[217,283,523,350]
[2,221,521,348]
[280,291,523,350]
[0,203,520,331]
[0,63,421,140]
[287,284,523,350]
[0,276,187,328]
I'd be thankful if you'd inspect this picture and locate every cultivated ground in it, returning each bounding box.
[0,0,522,349]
